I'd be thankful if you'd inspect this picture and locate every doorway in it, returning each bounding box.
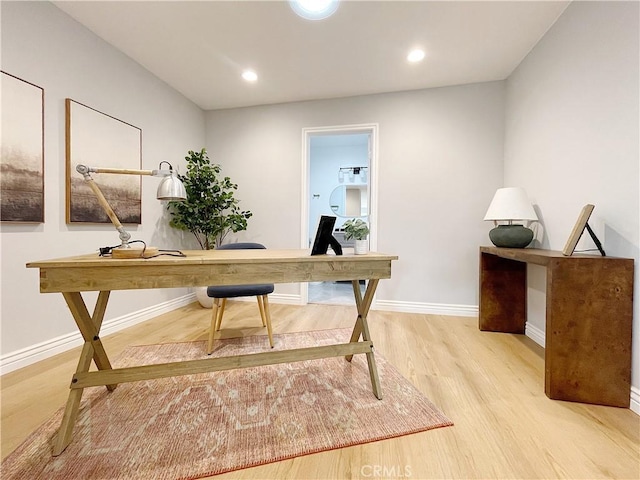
[300,124,378,305]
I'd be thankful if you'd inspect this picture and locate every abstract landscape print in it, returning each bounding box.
[65,99,142,224]
[0,71,44,223]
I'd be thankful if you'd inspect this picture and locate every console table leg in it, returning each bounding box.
[479,252,526,333]
[545,259,633,407]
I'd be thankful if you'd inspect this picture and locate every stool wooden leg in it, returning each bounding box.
[262,295,274,348]
[208,298,221,355]
[215,298,227,331]
[257,296,267,327]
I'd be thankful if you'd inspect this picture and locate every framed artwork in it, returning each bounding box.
[562,204,595,256]
[66,99,142,224]
[0,71,45,223]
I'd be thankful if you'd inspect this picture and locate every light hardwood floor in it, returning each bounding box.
[2,301,639,479]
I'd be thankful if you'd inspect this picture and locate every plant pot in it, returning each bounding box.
[194,286,213,308]
[354,239,369,255]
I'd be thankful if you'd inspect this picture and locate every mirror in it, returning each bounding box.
[329,185,368,218]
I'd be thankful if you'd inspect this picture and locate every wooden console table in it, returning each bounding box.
[479,246,633,407]
[27,249,397,455]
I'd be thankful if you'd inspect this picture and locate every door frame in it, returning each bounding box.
[300,123,379,304]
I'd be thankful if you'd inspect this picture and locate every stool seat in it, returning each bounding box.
[207,284,274,298]
[205,242,275,354]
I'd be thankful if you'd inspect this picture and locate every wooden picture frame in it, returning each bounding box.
[0,71,45,223]
[66,99,142,224]
[562,204,595,256]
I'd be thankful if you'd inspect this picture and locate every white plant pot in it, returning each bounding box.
[354,239,369,255]
[194,286,213,308]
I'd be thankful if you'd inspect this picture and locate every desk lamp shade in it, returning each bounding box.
[484,187,538,248]
[156,172,187,200]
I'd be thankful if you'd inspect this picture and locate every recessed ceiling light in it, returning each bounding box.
[242,70,258,82]
[407,49,426,63]
[289,0,340,21]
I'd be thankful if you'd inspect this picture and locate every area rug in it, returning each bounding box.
[1,329,452,479]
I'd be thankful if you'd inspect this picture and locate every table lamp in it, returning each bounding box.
[483,187,538,248]
[76,161,187,258]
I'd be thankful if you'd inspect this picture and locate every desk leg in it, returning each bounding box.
[53,342,93,455]
[346,279,382,400]
[53,291,115,456]
[62,292,115,375]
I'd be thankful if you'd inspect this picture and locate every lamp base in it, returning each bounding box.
[112,246,160,259]
[489,225,534,248]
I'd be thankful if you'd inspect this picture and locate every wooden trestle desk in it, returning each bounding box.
[27,249,398,455]
[479,246,633,408]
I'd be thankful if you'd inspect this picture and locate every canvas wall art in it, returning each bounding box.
[0,71,45,223]
[66,99,142,224]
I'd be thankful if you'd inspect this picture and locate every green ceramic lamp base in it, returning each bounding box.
[489,224,534,248]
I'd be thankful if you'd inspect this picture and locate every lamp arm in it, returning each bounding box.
[76,165,132,247]
[75,162,183,251]
[85,178,131,245]
[79,166,154,176]
[77,165,175,178]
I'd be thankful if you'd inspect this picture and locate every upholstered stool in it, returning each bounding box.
[206,243,274,353]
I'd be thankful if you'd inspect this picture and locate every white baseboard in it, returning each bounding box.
[235,293,304,305]
[268,295,479,315]
[525,322,545,348]
[630,387,640,415]
[0,294,196,375]
[372,299,478,317]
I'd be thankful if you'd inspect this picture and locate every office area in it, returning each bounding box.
[1,1,638,478]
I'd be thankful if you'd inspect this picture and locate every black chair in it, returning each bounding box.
[206,243,274,354]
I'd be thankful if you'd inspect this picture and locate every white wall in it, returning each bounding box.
[0,2,205,364]
[504,1,639,406]
[205,82,505,307]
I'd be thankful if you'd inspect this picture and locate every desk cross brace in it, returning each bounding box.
[52,279,382,456]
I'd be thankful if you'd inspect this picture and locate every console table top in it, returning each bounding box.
[480,246,631,266]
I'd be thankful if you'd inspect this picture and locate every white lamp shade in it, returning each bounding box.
[484,187,538,222]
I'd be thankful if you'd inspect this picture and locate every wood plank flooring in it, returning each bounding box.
[2,301,638,479]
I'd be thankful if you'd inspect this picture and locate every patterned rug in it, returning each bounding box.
[1,329,453,479]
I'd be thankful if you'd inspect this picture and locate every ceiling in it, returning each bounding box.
[53,1,570,111]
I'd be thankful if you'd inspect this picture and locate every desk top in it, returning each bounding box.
[27,249,398,293]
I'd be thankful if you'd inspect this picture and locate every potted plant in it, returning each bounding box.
[343,218,369,254]
[168,148,252,305]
